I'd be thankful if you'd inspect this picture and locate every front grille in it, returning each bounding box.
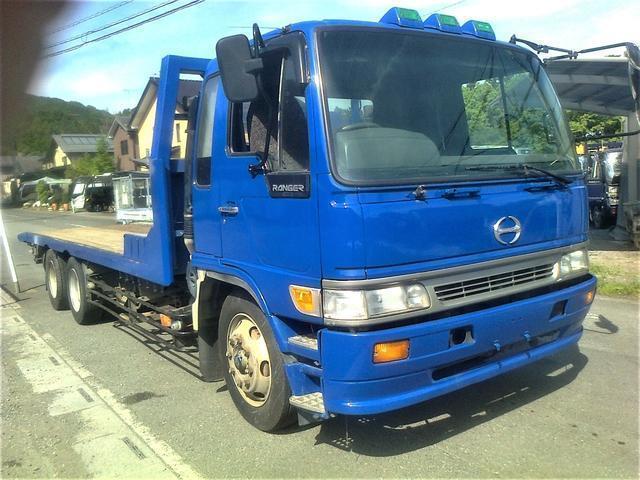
[434,263,555,302]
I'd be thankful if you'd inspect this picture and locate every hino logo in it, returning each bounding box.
[272,184,305,192]
[493,216,522,245]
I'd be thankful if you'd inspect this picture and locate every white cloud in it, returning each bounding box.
[69,71,125,96]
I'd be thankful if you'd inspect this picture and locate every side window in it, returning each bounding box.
[228,55,309,173]
[229,102,251,153]
[277,56,309,171]
[229,57,281,159]
[195,76,219,186]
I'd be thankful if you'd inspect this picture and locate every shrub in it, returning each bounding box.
[36,180,49,204]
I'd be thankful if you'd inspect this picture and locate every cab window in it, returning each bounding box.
[195,76,219,186]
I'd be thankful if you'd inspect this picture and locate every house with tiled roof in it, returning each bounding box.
[46,134,113,169]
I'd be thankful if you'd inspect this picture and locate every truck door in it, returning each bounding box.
[216,51,321,281]
[191,75,223,257]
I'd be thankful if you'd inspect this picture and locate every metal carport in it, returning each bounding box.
[545,46,639,241]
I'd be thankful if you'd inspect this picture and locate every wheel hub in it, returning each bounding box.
[68,268,82,312]
[226,314,271,407]
[47,260,58,298]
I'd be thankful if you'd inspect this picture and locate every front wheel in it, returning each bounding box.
[218,293,295,432]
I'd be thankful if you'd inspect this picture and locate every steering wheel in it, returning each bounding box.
[339,122,380,132]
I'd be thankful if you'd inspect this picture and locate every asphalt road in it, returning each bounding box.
[1,207,638,478]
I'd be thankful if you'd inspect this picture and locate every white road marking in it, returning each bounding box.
[2,310,202,479]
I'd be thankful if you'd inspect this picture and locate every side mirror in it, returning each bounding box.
[215,34,263,103]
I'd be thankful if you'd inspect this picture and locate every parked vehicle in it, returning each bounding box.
[69,176,92,211]
[112,172,153,224]
[84,173,114,212]
[18,177,71,205]
[586,148,623,228]
[18,8,596,432]
[1,178,18,206]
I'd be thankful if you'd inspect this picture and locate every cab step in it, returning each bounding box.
[289,392,325,414]
[288,334,318,351]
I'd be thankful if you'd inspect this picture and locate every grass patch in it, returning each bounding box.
[590,262,640,298]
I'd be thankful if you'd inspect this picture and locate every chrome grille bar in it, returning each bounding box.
[434,263,555,302]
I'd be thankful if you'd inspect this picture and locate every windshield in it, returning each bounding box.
[318,28,578,185]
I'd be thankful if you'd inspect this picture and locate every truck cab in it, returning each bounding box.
[20,7,596,432]
[186,9,595,429]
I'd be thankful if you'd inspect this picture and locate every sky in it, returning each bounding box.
[30,0,639,113]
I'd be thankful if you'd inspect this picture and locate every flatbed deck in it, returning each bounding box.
[30,224,151,254]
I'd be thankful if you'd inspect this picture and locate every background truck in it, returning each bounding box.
[586,148,623,228]
[18,7,597,432]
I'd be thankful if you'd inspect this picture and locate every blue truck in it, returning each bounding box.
[19,7,596,432]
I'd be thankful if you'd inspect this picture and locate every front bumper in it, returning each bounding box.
[319,275,596,415]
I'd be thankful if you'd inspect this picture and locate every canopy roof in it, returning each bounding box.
[545,57,636,116]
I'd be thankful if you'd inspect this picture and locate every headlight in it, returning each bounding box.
[555,248,589,280]
[323,283,430,321]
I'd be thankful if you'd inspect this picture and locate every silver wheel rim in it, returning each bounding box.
[47,260,58,299]
[226,313,271,407]
[68,268,82,312]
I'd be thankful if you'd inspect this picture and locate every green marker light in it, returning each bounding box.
[474,21,494,34]
[438,14,460,27]
[397,8,421,22]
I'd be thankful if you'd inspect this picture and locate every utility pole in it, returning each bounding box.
[0,209,20,293]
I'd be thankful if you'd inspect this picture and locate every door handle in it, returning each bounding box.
[218,204,239,216]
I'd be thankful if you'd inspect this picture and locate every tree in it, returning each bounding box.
[36,180,49,204]
[565,110,622,139]
[93,137,115,174]
[2,95,112,156]
[65,137,114,179]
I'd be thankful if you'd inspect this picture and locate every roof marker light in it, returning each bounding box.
[423,13,461,34]
[461,20,496,41]
[380,7,424,29]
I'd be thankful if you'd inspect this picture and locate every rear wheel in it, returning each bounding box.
[44,250,69,310]
[66,258,104,325]
[219,293,295,432]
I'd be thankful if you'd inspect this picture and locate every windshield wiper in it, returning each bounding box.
[465,164,573,187]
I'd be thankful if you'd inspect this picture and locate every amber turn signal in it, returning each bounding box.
[584,289,596,305]
[289,285,321,317]
[373,339,410,363]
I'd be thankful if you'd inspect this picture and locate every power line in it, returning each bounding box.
[44,0,205,58]
[431,0,468,14]
[48,1,134,35]
[45,0,181,50]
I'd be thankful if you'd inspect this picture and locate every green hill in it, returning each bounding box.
[3,95,113,156]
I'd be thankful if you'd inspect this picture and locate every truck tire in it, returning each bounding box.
[218,292,295,432]
[592,206,606,229]
[44,250,69,310]
[66,258,104,325]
